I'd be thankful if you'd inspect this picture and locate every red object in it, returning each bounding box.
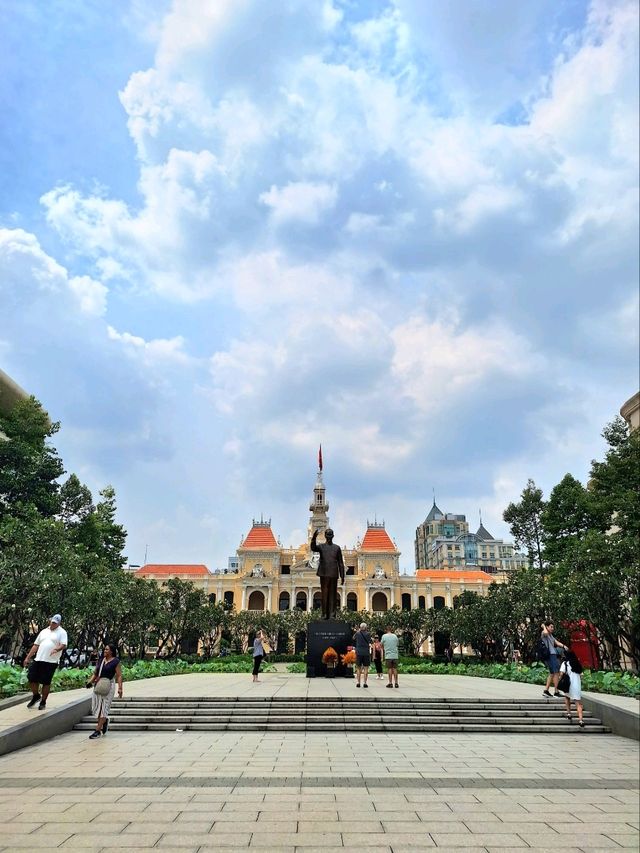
[563,620,600,669]
[319,444,323,471]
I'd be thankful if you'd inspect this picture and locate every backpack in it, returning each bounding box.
[558,662,571,694]
[535,637,550,661]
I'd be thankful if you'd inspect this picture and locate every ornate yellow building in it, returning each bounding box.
[137,464,506,646]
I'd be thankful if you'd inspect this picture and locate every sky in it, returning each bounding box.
[1,0,638,571]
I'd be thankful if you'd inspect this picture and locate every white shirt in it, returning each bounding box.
[34,626,68,663]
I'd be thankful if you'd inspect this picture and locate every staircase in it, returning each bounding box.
[74,696,610,734]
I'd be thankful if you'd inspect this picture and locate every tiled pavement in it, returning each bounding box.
[0,674,638,851]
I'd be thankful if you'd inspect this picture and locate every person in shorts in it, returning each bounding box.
[353,622,371,688]
[23,614,68,710]
[541,621,568,698]
[372,635,384,678]
[381,626,399,688]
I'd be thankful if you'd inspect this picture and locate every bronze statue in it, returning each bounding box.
[310,527,345,620]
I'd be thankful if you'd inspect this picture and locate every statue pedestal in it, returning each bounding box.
[306,620,352,678]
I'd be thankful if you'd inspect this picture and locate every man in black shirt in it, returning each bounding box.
[310,528,345,619]
[354,622,372,688]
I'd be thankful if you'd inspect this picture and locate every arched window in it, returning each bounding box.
[295,591,307,611]
[208,593,216,604]
[434,595,446,611]
[418,595,426,609]
[248,590,265,611]
[278,591,290,612]
[312,591,322,611]
[401,593,411,611]
[347,592,358,612]
[371,591,388,612]
[223,591,234,608]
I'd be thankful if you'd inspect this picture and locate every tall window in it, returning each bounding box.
[223,591,234,608]
[278,591,290,611]
[418,595,426,610]
[248,590,265,611]
[371,591,388,612]
[296,591,307,611]
[401,593,411,611]
[434,595,445,611]
[347,592,358,612]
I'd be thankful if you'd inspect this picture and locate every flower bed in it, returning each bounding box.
[396,661,639,697]
[0,657,274,696]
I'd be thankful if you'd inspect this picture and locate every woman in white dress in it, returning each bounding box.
[559,649,584,728]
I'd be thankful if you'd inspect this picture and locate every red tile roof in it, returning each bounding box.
[415,569,497,581]
[136,564,210,577]
[360,526,397,552]
[241,524,278,549]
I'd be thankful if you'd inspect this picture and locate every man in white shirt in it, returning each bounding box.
[23,614,68,710]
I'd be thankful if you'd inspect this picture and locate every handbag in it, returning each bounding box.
[93,658,112,696]
[558,663,571,694]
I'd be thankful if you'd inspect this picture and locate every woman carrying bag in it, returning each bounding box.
[87,643,123,738]
[252,629,271,682]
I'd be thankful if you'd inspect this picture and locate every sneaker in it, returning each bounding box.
[386,683,393,688]
[37,701,46,711]
[394,683,399,688]
[553,692,562,697]
[89,731,102,739]
[356,683,361,688]
[363,683,368,688]
[542,690,552,697]
[578,720,585,729]
[103,719,109,735]
[27,694,41,709]
[566,714,572,722]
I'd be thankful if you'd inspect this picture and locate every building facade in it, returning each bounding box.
[620,391,640,431]
[136,465,508,642]
[415,501,527,574]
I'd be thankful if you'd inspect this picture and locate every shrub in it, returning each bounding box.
[287,662,306,673]
[0,656,275,696]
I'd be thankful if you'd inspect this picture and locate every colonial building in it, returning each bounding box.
[415,501,527,574]
[136,463,506,635]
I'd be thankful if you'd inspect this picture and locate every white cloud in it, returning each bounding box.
[390,315,541,414]
[259,181,337,225]
[107,325,192,366]
[0,228,108,316]
[68,275,108,316]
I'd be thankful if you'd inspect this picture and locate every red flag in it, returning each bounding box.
[318,444,323,471]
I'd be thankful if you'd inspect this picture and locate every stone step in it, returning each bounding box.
[79,711,604,724]
[116,696,568,704]
[74,721,610,734]
[74,695,609,734]
[112,701,569,711]
[107,709,587,718]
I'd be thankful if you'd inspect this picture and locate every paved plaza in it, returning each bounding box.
[0,673,638,852]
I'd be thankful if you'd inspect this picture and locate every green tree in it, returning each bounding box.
[503,479,546,575]
[542,474,604,565]
[0,397,63,522]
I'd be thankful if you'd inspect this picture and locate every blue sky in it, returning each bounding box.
[1,0,638,570]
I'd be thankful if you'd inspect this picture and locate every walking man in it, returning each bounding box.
[541,621,568,698]
[381,625,400,688]
[353,622,371,688]
[23,614,68,710]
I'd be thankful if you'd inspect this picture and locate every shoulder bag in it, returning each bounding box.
[94,658,112,696]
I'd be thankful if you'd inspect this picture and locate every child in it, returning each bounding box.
[560,648,585,728]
